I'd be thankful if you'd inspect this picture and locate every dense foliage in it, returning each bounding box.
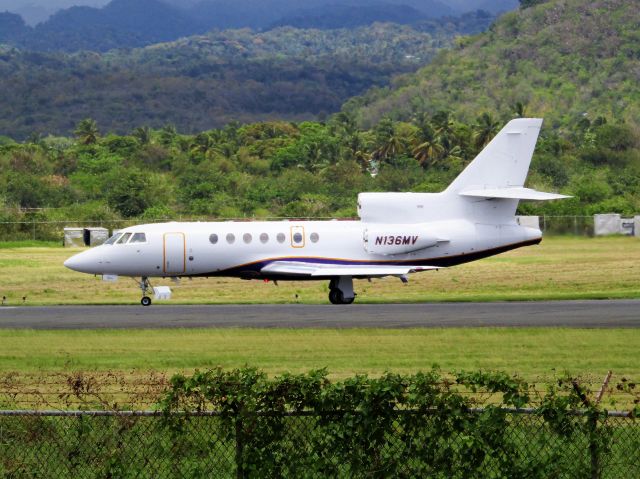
[347,0,640,132]
[1,110,638,241]
[0,16,496,139]
[157,367,636,477]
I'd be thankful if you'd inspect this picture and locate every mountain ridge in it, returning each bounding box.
[346,0,640,131]
[0,0,494,51]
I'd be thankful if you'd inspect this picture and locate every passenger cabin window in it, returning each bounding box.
[104,233,122,245]
[293,232,303,244]
[209,234,218,244]
[129,233,147,244]
[116,233,132,244]
[277,233,286,243]
[226,233,235,244]
[243,233,252,244]
[310,232,319,243]
[260,233,269,244]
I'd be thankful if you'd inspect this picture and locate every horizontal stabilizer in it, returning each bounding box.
[459,187,570,201]
[261,261,439,278]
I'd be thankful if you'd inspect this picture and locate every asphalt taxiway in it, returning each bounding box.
[0,300,638,329]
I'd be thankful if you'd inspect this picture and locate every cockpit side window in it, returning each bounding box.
[104,233,122,245]
[116,232,132,244]
[129,233,147,244]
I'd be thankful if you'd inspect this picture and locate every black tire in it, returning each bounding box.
[141,296,152,307]
[328,289,342,305]
[343,296,355,304]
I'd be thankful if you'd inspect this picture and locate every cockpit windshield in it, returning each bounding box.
[129,233,147,244]
[104,233,122,245]
[104,231,146,245]
[116,232,132,244]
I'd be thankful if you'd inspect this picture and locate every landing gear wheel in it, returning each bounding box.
[329,288,355,305]
[139,276,152,306]
[329,288,342,305]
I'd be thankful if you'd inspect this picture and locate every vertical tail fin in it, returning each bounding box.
[446,118,543,194]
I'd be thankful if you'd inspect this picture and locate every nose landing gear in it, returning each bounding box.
[328,276,356,305]
[140,276,152,306]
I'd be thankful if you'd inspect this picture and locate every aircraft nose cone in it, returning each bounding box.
[64,251,98,274]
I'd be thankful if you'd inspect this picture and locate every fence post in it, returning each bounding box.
[589,413,599,479]
[235,417,244,479]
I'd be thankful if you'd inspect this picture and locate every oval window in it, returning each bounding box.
[310,232,319,243]
[243,233,252,244]
[209,234,218,244]
[260,233,269,244]
[277,233,286,243]
[226,233,235,244]
[293,232,303,244]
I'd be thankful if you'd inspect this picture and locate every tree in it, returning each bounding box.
[74,118,99,145]
[106,168,152,217]
[473,112,501,149]
[512,101,527,118]
[132,126,152,145]
[372,118,405,165]
[159,124,177,147]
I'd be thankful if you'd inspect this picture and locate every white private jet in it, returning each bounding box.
[65,118,568,305]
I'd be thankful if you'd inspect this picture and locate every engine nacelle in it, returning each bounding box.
[364,225,440,255]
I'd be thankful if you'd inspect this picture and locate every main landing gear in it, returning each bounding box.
[328,277,355,305]
[139,276,152,306]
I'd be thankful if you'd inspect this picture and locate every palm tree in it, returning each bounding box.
[473,112,501,149]
[431,110,456,139]
[159,124,177,147]
[190,133,215,157]
[411,121,444,168]
[132,126,152,145]
[512,101,528,118]
[372,118,404,164]
[74,118,99,145]
[412,136,444,168]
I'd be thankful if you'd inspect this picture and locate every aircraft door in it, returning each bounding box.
[163,232,186,274]
[290,225,305,248]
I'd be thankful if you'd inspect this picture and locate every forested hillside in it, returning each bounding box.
[1,107,638,241]
[0,15,494,139]
[347,0,640,131]
[0,0,472,52]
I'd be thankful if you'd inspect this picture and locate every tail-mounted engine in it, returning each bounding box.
[363,225,442,256]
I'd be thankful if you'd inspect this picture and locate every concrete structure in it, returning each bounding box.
[594,214,622,236]
[63,228,85,247]
[64,227,110,247]
[84,227,109,246]
[621,218,635,236]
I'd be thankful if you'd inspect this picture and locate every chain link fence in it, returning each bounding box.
[0,409,637,478]
[0,215,607,242]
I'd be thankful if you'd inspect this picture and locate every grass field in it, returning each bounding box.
[1,328,637,378]
[1,327,638,408]
[0,236,639,305]
[1,236,638,408]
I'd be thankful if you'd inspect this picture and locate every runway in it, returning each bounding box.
[0,300,638,329]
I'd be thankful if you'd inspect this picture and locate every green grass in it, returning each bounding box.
[0,328,637,381]
[0,240,61,249]
[0,236,639,305]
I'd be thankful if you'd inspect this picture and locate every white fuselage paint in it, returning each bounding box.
[65,216,541,279]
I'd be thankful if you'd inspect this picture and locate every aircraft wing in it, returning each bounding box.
[260,261,440,278]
